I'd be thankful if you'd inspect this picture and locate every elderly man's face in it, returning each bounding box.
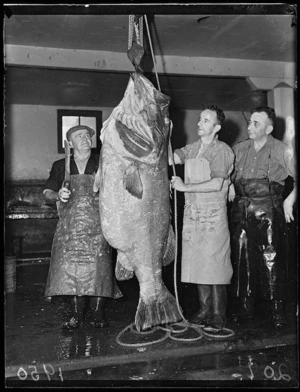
[247,111,273,141]
[69,129,92,151]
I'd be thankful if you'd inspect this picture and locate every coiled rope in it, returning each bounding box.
[116,15,234,348]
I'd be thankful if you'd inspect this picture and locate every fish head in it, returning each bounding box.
[101,72,171,164]
[131,73,171,157]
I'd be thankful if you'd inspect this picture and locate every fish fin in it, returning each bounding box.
[162,225,176,266]
[115,259,134,281]
[135,285,182,332]
[123,163,143,199]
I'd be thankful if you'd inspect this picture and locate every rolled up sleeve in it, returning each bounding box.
[174,143,195,163]
[209,147,235,179]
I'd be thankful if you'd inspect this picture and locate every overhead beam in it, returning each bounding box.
[4,3,295,16]
[247,76,295,90]
[5,44,295,84]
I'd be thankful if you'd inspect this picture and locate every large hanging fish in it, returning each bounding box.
[95,72,182,331]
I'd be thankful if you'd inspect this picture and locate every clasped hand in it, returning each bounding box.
[58,186,71,203]
[171,176,186,192]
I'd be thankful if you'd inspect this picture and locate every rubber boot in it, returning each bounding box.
[208,285,227,329]
[62,296,86,331]
[90,296,109,328]
[271,300,287,329]
[232,296,255,323]
[189,285,212,325]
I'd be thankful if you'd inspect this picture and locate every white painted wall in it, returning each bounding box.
[5,104,249,182]
[4,104,113,181]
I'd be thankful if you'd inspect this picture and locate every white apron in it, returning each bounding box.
[181,152,233,284]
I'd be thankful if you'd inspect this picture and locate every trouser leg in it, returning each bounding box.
[271,299,287,328]
[208,285,227,329]
[62,296,87,330]
[232,296,255,323]
[89,296,109,328]
[189,284,212,325]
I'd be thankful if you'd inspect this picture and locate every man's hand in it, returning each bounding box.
[93,167,101,192]
[283,197,294,223]
[228,183,235,202]
[58,186,71,203]
[283,187,296,223]
[171,176,186,192]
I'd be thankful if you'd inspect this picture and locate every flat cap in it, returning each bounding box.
[66,125,95,141]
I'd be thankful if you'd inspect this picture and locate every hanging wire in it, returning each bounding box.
[144,14,161,92]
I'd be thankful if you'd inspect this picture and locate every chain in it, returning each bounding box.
[139,16,143,47]
[128,14,143,49]
[128,15,134,50]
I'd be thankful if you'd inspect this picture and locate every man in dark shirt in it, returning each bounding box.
[229,106,296,328]
[43,125,122,331]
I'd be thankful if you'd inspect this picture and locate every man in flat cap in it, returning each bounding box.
[43,125,122,331]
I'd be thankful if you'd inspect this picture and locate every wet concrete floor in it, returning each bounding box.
[4,260,299,387]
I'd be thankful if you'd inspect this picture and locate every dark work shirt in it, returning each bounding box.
[43,154,99,192]
[232,135,295,185]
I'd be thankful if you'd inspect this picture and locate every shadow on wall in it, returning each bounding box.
[169,105,187,150]
[219,118,244,147]
[273,116,286,142]
[169,105,186,183]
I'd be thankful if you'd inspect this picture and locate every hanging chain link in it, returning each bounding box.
[128,15,134,50]
[128,15,143,49]
[139,16,143,47]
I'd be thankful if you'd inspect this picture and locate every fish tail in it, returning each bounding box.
[135,285,182,331]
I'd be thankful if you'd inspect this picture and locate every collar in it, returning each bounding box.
[250,134,274,150]
[71,153,94,161]
[197,134,218,149]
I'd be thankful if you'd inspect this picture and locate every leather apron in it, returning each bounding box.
[45,174,122,298]
[230,145,288,300]
[181,152,233,285]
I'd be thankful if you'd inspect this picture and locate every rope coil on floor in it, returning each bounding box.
[115,15,235,348]
[116,321,235,348]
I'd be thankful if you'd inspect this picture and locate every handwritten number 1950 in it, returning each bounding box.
[17,364,63,381]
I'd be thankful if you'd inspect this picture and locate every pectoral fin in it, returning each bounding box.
[115,259,134,281]
[123,163,143,199]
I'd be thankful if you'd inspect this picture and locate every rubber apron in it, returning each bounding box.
[230,146,288,300]
[45,174,122,299]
